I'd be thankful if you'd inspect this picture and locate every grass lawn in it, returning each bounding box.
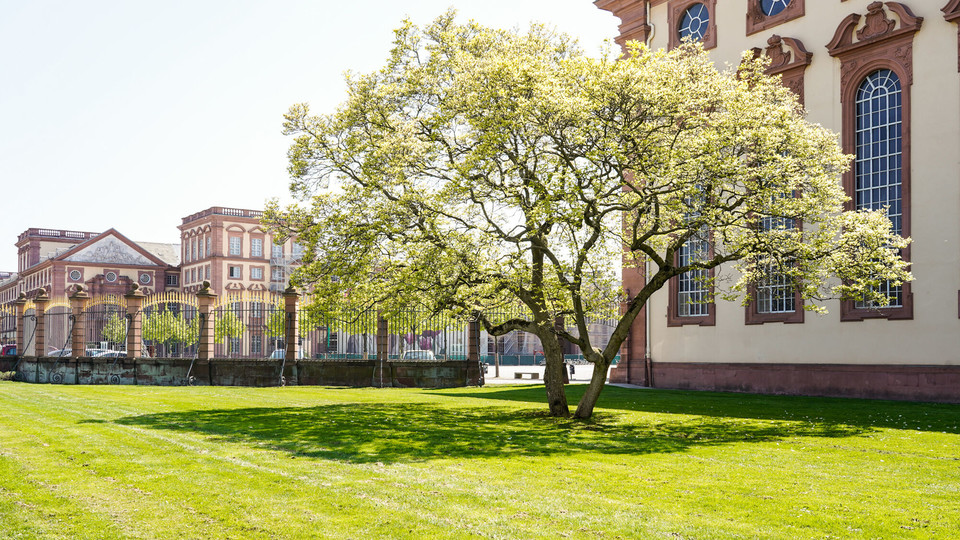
[0,382,957,539]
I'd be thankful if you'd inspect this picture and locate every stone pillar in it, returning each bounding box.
[373,314,389,387]
[14,293,27,357]
[196,281,217,361]
[283,286,299,363]
[124,284,146,358]
[466,319,482,385]
[610,270,649,386]
[69,286,90,356]
[33,288,49,357]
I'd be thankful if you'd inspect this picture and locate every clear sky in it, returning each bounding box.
[0,1,619,271]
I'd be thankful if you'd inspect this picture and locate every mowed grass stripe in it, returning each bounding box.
[0,385,481,538]
[0,383,958,538]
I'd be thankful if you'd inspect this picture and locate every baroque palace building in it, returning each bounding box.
[178,207,302,295]
[0,207,300,305]
[596,0,960,401]
[0,228,181,304]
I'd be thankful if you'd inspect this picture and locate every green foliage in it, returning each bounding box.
[265,305,285,338]
[266,13,912,417]
[142,310,198,346]
[101,313,127,344]
[214,312,244,344]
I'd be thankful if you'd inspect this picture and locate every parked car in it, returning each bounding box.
[400,349,437,361]
[267,349,304,359]
[94,351,127,358]
[46,349,71,358]
[1,344,16,356]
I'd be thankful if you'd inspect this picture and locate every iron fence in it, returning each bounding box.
[0,306,15,345]
[83,296,127,355]
[44,300,72,356]
[298,306,377,360]
[386,309,469,360]
[142,303,199,358]
[22,307,37,356]
[211,293,285,359]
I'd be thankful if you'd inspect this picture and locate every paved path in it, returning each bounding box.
[481,364,610,385]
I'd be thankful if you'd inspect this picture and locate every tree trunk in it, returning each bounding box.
[573,355,611,419]
[539,330,570,417]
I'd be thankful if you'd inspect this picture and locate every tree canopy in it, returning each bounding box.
[266,12,911,418]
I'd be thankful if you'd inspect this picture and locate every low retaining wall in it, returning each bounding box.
[11,356,482,388]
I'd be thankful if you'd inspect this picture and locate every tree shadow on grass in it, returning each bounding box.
[438,385,960,434]
[96,402,871,464]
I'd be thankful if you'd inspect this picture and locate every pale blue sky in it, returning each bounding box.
[0,1,618,271]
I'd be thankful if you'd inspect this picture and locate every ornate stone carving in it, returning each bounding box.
[64,236,156,266]
[858,2,896,41]
[751,34,812,104]
[943,0,960,71]
[766,35,791,69]
[827,2,922,57]
[827,2,923,90]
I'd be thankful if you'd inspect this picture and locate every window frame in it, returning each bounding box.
[827,2,919,321]
[667,231,717,327]
[668,0,717,50]
[746,0,805,36]
[228,236,242,257]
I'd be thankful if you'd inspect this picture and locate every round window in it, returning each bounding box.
[679,3,709,42]
[761,0,791,16]
[105,272,117,283]
[139,273,151,284]
[69,270,82,281]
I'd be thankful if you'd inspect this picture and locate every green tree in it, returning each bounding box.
[265,303,286,340]
[215,312,244,345]
[143,309,198,355]
[266,14,911,418]
[101,313,127,345]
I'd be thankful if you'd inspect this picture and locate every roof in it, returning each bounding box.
[137,242,181,266]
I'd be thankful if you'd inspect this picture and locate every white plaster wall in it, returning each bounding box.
[644,0,960,365]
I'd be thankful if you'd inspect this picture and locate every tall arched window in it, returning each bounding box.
[827,2,919,321]
[855,70,902,308]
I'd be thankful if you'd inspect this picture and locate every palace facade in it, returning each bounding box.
[0,206,300,305]
[596,0,960,401]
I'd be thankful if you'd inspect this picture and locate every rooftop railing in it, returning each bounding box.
[181,207,264,224]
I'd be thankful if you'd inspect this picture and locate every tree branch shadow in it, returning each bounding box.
[440,385,960,434]
[97,400,873,464]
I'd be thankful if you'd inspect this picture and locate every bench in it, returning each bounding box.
[514,371,540,379]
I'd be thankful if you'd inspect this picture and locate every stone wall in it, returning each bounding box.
[11,356,481,388]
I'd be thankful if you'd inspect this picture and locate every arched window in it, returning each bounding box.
[855,70,902,235]
[854,69,903,308]
[827,2,918,321]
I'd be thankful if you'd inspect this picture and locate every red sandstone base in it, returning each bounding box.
[646,362,960,403]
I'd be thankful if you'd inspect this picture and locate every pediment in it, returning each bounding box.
[62,235,158,266]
